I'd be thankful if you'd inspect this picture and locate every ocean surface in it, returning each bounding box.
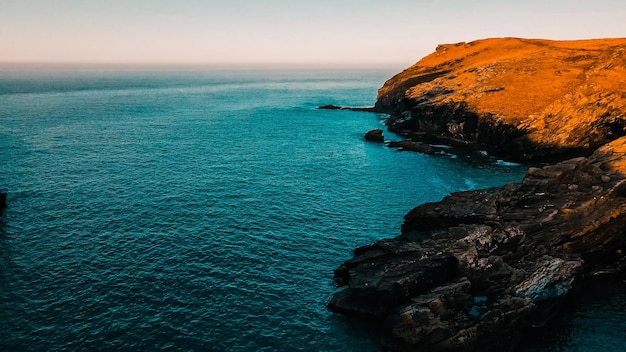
[0,65,622,351]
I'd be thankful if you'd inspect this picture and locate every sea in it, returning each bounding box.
[0,65,623,351]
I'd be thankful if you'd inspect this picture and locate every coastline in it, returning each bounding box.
[328,37,626,351]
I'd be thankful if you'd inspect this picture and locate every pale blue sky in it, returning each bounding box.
[1,0,625,65]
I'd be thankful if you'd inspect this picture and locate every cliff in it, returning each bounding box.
[375,37,626,161]
[329,38,626,351]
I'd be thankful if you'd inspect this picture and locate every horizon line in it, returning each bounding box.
[0,61,412,70]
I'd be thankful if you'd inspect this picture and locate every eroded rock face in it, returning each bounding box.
[374,38,626,161]
[328,137,626,351]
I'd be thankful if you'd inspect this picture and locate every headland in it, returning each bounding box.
[328,37,626,351]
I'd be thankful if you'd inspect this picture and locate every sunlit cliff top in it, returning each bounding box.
[376,37,626,155]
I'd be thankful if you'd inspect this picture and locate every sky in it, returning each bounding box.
[1,0,625,66]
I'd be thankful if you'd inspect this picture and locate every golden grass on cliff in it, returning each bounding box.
[379,37,626,149]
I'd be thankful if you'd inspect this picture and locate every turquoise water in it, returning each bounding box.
[0,66,535,351]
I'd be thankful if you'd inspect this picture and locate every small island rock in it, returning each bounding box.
[364,129,384,142]
[318,104,344,110]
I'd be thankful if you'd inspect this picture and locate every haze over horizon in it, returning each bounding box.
[2,0,625,67]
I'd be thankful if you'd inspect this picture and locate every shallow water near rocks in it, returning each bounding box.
[520,276,626,352]
[0,66,618,351]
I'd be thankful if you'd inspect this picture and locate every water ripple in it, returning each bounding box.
[0,68,527,351]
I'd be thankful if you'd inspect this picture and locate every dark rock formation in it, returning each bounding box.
[364,129,385,142]
[373,37,626,161]
[0,190,6,210]
[386,140,434,154]
[318,104,344,110]
[318,104,376,112]
[329,136,626,351]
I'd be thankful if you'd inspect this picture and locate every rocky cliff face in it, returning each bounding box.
[375,38,626,161]
[329,38,626,351]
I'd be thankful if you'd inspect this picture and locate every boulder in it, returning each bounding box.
[364,129,384,142]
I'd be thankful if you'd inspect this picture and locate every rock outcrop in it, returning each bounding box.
[318,104,344,110]
[318,104,376,112]
[329,137,626,351]
[365,129,385,142]
[374,37,626,161]
[386,140,434,154]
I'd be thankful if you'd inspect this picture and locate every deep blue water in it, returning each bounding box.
[0,65,619,351]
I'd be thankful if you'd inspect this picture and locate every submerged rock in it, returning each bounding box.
[374,37,626,161]
[329,136,626,351]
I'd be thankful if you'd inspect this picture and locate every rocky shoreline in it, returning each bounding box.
[327,37,626,351]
